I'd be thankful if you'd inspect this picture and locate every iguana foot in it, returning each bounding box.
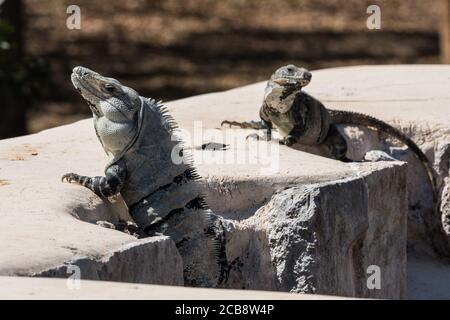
[96,220,116,229]
[245,133,262,141]
[115,220,141,236]
[279,135,297,146]
[247,132,275,141]
[61,172,82,185]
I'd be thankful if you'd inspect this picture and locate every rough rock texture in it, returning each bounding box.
[300,65,450,257]
[407,250,450,299]
[164,65,450,298]
[35,236,183,285]
[0,128,183,285]
[167,65,450,258]
[221,164,407,299]
[1,115,400,296]
[3,65,449,299]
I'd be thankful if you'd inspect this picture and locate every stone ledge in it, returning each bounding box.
[0,114,404,296]
[34,236,183,286]
[0,144,183,285]
[221,162,407,299]
[167,65,450,256]
[0,276,350,300]
[2,65,448,298]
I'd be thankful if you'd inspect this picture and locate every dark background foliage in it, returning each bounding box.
[0,0,448,138]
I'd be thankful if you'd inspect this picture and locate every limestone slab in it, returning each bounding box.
[0,276,348,300]
[3,65,446,298]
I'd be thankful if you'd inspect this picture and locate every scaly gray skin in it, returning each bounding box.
[221,64,437,199]
[63,66,227,287]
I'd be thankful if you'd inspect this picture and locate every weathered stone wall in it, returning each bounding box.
[35,236,184,286]
[218,164,407,299]
[2,65,449,299]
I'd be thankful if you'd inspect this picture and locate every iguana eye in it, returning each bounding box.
[104,84,115,93]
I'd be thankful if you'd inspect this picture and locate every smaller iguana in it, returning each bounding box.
[62,66,227,287]
[221,64,437,198]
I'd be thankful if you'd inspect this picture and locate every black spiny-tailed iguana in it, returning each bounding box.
[221,64,437,199]
[62,66,227,287]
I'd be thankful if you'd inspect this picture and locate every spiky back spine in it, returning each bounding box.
[148,98,228,286]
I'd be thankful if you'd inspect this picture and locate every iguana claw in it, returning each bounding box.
[61,173,80,184]
[279,136,296,146]
[245,133,262,141]
[221,120,244,128]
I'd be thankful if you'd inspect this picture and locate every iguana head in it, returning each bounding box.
[264,65,312,113]
[270,65,312,88]
[71,66,144,163]
[71,66,140,121]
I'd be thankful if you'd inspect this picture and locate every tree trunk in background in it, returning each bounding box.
[0,0,26,139]
[442,0,450,64]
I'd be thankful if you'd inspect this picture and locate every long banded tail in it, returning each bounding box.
[329,109,437,199]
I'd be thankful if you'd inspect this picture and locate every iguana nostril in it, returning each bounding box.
[73,67,88,77]
[72,66,84,75]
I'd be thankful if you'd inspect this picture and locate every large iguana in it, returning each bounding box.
[62,66,227,287]
[221,64,438,199]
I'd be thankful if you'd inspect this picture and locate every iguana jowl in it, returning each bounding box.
[63,66,227,287]
[221,64,437,198]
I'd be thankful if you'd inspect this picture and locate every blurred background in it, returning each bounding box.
[0,0,449,139]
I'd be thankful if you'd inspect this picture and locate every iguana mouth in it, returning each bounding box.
[273,77,310,87]
[71,72,102,116]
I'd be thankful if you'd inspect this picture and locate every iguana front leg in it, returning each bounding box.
[62,159,127,198]
[279,125,303,146]
[220,120,265,129]
[221,119,273,141]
